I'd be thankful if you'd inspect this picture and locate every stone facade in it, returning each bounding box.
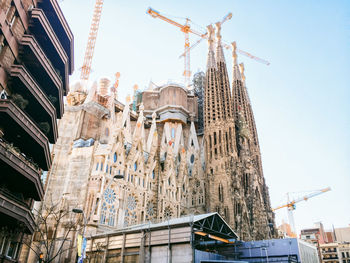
[38,18,275,263]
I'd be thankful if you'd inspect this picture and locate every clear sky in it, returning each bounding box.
[60,0,350,232]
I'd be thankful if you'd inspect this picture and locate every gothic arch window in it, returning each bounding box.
[134,162,137,171]
[100,202,107,224]
[224,207,229,221]
[96,162,99,171]
[218,184,224,202]
[171,128,175,138]
[151,170,155,179]
[108,205,116,226]
[124,195,137,226]
[243,173,249,195]
[114,152,117,163]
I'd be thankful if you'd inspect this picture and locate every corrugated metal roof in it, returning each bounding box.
[94,212,238,240]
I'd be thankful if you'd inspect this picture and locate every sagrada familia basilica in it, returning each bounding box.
[43,23,275,242]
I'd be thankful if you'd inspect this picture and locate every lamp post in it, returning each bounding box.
[72,208,87,263]
[72,208,87,236]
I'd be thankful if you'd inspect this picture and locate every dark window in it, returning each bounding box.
[190,154,195,163]
[219,184,224,202]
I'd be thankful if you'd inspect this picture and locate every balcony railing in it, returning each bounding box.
[0,187,30,210]
[0,137,41,172]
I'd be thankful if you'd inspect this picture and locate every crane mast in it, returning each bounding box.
[80,0,104,82]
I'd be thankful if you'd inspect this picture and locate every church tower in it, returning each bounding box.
[204,25,236,224]
[204,24,275,239]
[230,42,275,240]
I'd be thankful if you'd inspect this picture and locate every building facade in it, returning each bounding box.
[38,21,275,262]
[0,0,73,262]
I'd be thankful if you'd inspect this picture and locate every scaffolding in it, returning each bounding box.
[193,71,205,134]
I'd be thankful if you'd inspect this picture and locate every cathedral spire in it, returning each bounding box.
[206,25,216,69]
[204,24,223,126]
[215,22,225,63]
[232,42,242,81]
[215,22,233,120]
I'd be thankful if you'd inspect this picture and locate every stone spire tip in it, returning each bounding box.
[239,63,246,82]
[206,25,216,69]
[231,41,238,65]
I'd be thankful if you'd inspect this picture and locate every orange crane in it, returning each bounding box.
[80,0,104,82]
[147,8,232,86]
[273,187,331,237]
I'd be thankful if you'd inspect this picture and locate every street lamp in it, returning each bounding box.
[72,208,87,263]
[72,208,87,236]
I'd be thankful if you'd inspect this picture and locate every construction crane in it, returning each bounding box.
[179,12,232,58]
[147,8,232,86]
[273,187,331,237]
[179,33,270,66]
[80,0,104,83]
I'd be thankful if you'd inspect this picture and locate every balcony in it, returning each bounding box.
[0,138,44,200]
[19,34,64,118]
[8,65,58,143]
[0,99,51,170]
[29,8,69,95]
[37,0,74,75]
[0,188,35,233]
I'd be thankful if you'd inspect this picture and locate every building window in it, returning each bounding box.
[96,162,99,171]
[171,128,175,138]
[218,184,224,202]
[151,170,155,179]
[0,237,19,260]
[190,154,195,164]
[134,163,137,171]
[100,202,107,224]
[100,163,103,171]
[114,152,117,162]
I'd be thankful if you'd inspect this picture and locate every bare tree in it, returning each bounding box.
[21,201,80,263]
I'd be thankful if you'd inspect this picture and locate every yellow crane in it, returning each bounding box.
[273,187,331,237]
[147,7,232,86]
[80,0,104,83]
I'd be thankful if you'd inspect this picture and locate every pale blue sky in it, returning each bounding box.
[60,0,350,232]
